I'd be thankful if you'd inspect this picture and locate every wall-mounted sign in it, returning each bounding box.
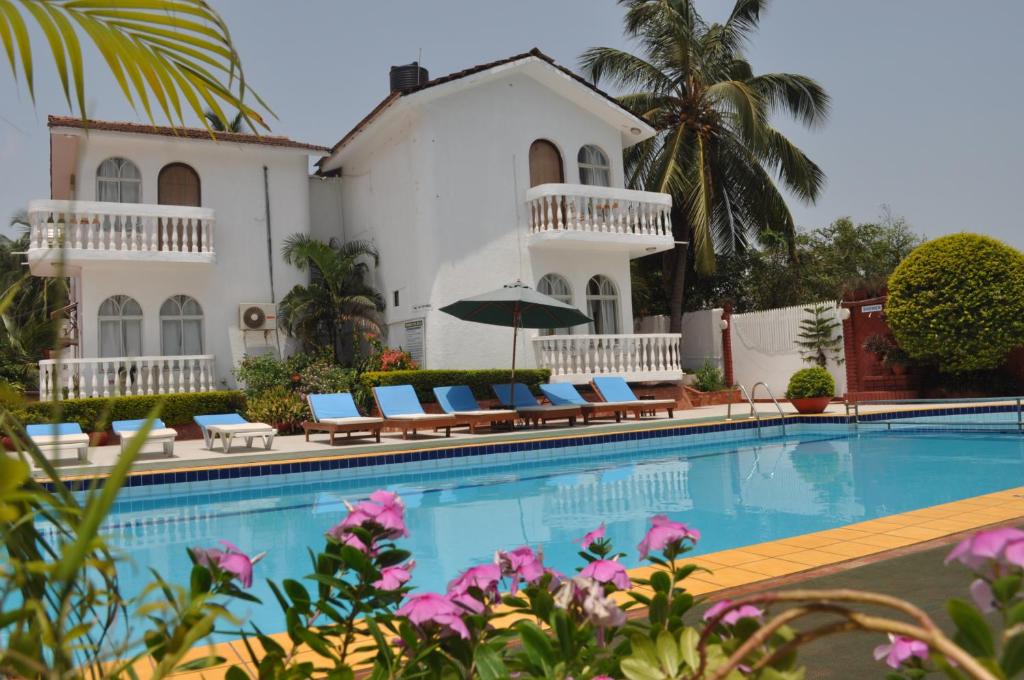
[404,318,425,365]
[861,304,883,313]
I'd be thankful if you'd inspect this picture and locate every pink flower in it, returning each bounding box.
[341,492,408,539]
[447,563,502,614]
[326,524,375,554]
[873,634,929,669]
[374,562,414,591]
[970,578,996,613]
[396,593,469,640]
[946,527,1024,570]
[637,515,700,559]
[191,540,255,588]
[704,599,764,626]
[576,523,606,550]
[579,559,632,590]
[580,579,627,629]
[496,546,545,593]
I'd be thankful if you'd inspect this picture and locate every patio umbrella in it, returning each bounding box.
[439,281,592,398]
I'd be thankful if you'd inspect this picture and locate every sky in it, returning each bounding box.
[2,0,1024,246]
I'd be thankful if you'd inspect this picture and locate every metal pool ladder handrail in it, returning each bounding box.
[750,382,787,436]
[726,384,756,422]
[849,395,1024,432]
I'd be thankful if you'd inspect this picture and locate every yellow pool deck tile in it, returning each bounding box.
[739,541,801,558]
[882,525,957,540]
[738,558,809,578]
[774,534,843,550]
[697,548,767,566]
[815,540,887,558]
[687,566,771,588]
[845,533,920,549]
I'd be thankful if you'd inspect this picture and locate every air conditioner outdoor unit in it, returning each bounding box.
[239,303,277,331]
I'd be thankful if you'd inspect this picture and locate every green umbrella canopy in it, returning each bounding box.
[439,281,592,329]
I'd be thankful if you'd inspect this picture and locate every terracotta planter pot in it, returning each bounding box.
[89,431,109,447]
[790,396,832,414]
[890,363,907,376]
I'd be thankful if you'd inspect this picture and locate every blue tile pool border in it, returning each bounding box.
[39,403,1024,493]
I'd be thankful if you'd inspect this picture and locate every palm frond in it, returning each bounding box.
[749,72,830,128]
[0,0,271,130]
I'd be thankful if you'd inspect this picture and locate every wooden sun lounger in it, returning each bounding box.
[302,417,383,444]
[372,385,456,439]
[449,409,518,433]
[514,404,581,428]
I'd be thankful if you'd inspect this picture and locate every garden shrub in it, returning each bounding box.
[360,369,552,406]
[887,233,1024,373]
[19,390,245,431]
[243,386,308,434]
[693,360,726,392]
[233,354,292,397]
[234,351,360,398]
[785,366,835,399]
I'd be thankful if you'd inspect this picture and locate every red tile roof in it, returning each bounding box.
[47,115,330,153]
[319,48,647,165]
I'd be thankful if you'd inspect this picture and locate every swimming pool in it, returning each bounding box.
[96,424,1024,633]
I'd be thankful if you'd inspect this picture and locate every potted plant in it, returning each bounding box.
[883,345,910,375]
[785,366,835,414]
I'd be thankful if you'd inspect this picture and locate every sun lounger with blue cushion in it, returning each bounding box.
[193,413,277,453]
[25,422,90,463]
[372,385,456,439]
[539,383,639,423]
[433,385,517,433]
[112,418,177,457]
[304,393,384,444]
[491,383,580,428]
[591,376,676,418]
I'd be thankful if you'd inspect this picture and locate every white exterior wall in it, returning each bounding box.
[339,74,635,370]
[65,131,314,386]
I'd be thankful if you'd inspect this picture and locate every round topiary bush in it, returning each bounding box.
[785,367,835,399]
[886,233,1024,373]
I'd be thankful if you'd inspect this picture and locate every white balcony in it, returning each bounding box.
[533,333,683,384]
[525,184,674,257]
[39,355,217,401]
[26,199,215,275]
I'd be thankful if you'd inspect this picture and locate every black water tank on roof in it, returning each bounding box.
[390,62,429,93]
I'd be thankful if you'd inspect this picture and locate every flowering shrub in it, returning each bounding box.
[243,386,309,433]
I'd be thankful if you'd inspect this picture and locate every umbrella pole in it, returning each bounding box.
[510,308,519,398]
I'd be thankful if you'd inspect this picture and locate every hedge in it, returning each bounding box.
[785,367,835,399]
[887,233,1024,373]
[18,390,246,431]
[359,369,552,405]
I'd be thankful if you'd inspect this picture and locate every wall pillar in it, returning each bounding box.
[721,303,734,387]
[841,302,858,399]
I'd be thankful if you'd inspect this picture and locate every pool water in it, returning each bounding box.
[97,426,1024,632]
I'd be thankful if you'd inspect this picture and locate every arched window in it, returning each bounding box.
[537,273,574,336]
[160,295,204,355]
[158,162,201,206]
[96,157,141,203]
[586,275,620,334]
[528,139,564,187]
[578,145,611,186]
[98,295,143,357]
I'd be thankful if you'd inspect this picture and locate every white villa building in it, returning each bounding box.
[25,49,683,400]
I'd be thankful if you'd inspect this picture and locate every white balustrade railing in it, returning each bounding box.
[526,184,672,237]
[27,199,215,257]
[38,355,216,400]
[533,333,683,382]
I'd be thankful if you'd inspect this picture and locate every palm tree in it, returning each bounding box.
[279,235,385,363]
[204,110,248,133]
[582,0,829,331]
[0,0,270,130]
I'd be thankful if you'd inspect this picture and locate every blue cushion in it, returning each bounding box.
[592,376,638,402]
[374,385,425,417]
[308,393,360,420]
[26,422,83,436]
[193,413,247,433]
[539,383,588,406]
[112,418,167,433]
[433,385,480,413]
[492,383,539,407]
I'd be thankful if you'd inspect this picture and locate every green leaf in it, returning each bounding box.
[621,657,667,680]
[515,621,556,672]
[947,598,995,658]
[656,630,680,674]
[1003,634,1024,678]
[225,666,250,680]
[283,578,311,611]
[650,570,671,593]
[190,564,211,595]
[650,592,669,624]
[474,645,509,680]
[679,628,699,670]
[550,608,574,660]
[174,655,226,671]
[993,574,1022,603]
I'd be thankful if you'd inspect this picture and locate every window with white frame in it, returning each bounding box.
[577,145,611,187]
[586,275,620,334]
[160,295,204,355]
[98,295,143,357]
[537,273,574,336]
[96,157,142,203]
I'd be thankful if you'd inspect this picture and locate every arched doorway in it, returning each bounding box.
[158,163,201,251]
[529,139,564,187]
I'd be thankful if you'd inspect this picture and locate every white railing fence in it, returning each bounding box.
[533,333,682,382]
[39,355,217,400]
[526,184,672,237]
[28,199,215,255]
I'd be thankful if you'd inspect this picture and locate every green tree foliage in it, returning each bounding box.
[887,233,1024,373]
[642,213,922,315]
[796,303,843,368]
[582,0,829,330]
[278,236,385,364]
[785,366,835,399]
[0,0,269,130]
